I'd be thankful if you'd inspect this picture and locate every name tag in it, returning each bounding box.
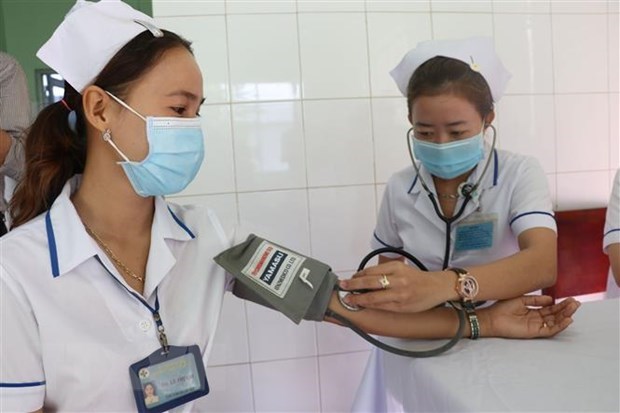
[454,213,497,252]
[129,345,209,413]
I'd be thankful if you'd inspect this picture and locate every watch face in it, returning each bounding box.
[458,275,479,300]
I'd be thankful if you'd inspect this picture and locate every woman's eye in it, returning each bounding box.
[450,131,466,137]
[171,107,185,115]
[416,131,433,138]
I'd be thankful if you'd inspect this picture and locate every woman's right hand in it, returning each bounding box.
[479,295,580,339]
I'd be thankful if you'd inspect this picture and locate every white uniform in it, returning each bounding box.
[372,147,556,272]
[604,169,620,298]
[0,176,233,412]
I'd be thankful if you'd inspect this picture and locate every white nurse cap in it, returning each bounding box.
[37,0,163,93]
[389,36,511,102]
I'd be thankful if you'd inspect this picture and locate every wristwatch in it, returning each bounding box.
[447,267,479,302]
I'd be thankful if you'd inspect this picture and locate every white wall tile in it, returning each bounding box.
[556,171,610,210]
[226,0,296,13]
[298,0,365,12]
[432,13,494,39]
[153,0,225,16]
[304,99,374,187]
[299,13,370,98]
[156,16,230,104]
[494,14,554,94]
[178,105,235,196]
[208,293,250,366]
[550,0,608,14]
[366,0,430,12]
[492,0,550,13]
[319,351,371,413]
[552,14,608,93]
[611,93,619,169]
[193,364,254,412]
[371,98,413,183]
[430,0,492,12]
[308,185,377,271]
[251,358,320,412]
[376,183,386,211]
[245,301,318,362]
[317,321,371,355]
[367,13,433,97]
[237,189,311,255]
[232,101,307,191]
[609,13,619,92]
[555,94,609,173]
[610,0,620,13]
[227,14,301,101]
[496,95,556,173]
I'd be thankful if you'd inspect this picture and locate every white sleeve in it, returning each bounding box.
[0,266,45,411]
[508,156,557,237]
[371,181,404,252]
[603,170,620,252]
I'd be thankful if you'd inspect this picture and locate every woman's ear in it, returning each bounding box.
[81,85,113,133]
[484,110,496,127]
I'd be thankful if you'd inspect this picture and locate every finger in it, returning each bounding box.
[340,274,392,292]
[351,262,398,279]
[520,295,554,308]
[540,317,573,337]
[344,290,400,308]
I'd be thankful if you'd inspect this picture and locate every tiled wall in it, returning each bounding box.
[155,1,619,411]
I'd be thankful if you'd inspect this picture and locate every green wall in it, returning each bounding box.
[0,0,152,110]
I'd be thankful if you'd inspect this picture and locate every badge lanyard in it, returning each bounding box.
[93,255,209,412]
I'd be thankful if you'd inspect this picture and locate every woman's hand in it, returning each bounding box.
[479,295,580,339]
[338,261,452,313]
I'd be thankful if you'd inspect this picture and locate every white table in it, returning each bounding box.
[352,298,620,412]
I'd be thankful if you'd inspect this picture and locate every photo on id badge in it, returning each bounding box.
[454,212,497,253]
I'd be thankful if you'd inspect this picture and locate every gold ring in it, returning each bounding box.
[542,322,548,328]
[379,274,390,289]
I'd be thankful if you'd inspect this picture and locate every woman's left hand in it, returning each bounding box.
[480,295,580,339]
[338,261,450,313]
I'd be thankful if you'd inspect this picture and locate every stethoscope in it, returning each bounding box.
[406,124,497,270]
[329,125,497,358]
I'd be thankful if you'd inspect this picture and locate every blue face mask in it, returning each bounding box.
[105,92,205,197]
[412,128,485,180]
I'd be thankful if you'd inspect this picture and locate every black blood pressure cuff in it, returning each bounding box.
[214,234,338,324]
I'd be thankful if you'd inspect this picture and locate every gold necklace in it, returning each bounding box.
[83,223,145,283]
[436,193,460,199]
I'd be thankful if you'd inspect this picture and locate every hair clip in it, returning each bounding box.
[469,56,481,72]
[134,19,164,38]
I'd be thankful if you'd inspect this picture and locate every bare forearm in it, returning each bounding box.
[326,293,471,339]
[433,228,557,302]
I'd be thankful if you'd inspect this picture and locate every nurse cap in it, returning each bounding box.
[389,37,512,102]
[37,0,163,93]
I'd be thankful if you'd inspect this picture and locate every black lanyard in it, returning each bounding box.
[94,255,170,353]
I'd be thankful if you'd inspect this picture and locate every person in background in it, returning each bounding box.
[0,3,579,411]
[0,51,30,236]
[340,38,559,329]
[604,169,619,298]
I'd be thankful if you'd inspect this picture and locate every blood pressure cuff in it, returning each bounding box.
[214,234,338,324]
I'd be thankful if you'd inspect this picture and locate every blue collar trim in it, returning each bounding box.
[0,380,46,388]
[407,175,419,194]
[493,149,498,186]
[167,206,195,239]
[45,210,60,278]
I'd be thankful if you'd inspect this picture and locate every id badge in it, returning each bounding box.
[454,213,497,252]
[129,345,209,413]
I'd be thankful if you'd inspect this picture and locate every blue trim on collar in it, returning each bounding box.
[604,228,620,237]
[407,175,419,194]
[0,380,46,388]
[373,232,403,249]
[45,210,60,278]
[509,211,555,226]
[167,206,195,239]
[493,149,498,186]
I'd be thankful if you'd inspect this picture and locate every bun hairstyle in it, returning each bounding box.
[10,30,192,228]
